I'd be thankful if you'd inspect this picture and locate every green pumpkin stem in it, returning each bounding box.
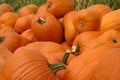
[36,17,46,25]
[49,50,71,74]
[71,44,80,56]
[0,36,5,43]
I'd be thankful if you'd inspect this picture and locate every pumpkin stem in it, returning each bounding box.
[47,2,52,8]
[49,50,71,74]
[112,39,117,43]
[36,17,46,25]
[0,36,5,43]
[71,44,80,56]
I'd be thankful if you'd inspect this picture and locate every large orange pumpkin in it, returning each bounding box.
[73,9,99,33]
[18,4,38,17]
[46,0,74,18]
[94,48,120,80]
[63,11,78,45]
[64,46,114,80]
[0,32,22,52]
[31,12,64,43]
[1,48,66,80]
[100,9,120,32]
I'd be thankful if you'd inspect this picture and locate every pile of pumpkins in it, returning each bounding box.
[0,0,120,80]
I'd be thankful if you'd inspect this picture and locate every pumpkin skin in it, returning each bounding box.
[73,9,99,33]
[1,48,60,80]
[0,12,19,27]
[46,0,74,18]
[0,26,18,34]
[64,46,113,80]
[0,46,12,70]
[0,32,22,53]
[63,11,78,45]
[37,4,48,16]
[100,9,120,32]
[61,41,71,50]
[15,16,31,33]
[21,29,38,42]
[72,31,101,53]
[31,12,64,43]
[18,4,38,17]
[94,48,120,80]
[83,30,120,52]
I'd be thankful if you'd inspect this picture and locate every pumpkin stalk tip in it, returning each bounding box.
[36,17,46,25]
[71,45,80,56]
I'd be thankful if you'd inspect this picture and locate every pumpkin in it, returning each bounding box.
[31,12,64,43]
[61,41,71,50]
[94,48,120,80]
[63,11,78,45]
[46,0,74,18]
[21,29,38,42]
[0,26,18,34]
[0,3,14,13]
[73,9,99,33]
[18,4,38,17]
[0,32,22,53]
[0,46,12,70]
[64,46,114,80]
[26,13,35,21]
[15,16,31,33]
[20,36,30,46]
[100,9,120,32]
[83,29,120,52]
[87,4,111,20]
[72,31,101,53]
[37,4,48,16]
[1,48,68,80]
[0,12,19,28]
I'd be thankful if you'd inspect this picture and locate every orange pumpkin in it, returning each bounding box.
[94,48,120,80]
[0,46,12,70]
[1,48,65,80]
[0,12,19,27]
[83,29,120,52]
[15,16,31,33]
[0,3,14,13]
[18,4,38,17]
[46,0,74,18]
[0,26,18,34]
[73,9,99,33]
[64,46,113,80]
[61,41,71,50]
[100,9,120,32]
[0,32,22,53]
[31,12,64,43]
[63,11,78,45]
[21,29,38,42]
[72,31,101,53]
[37,4,48,16]
[20,36,30,46]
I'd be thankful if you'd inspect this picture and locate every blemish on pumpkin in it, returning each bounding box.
[112,39,117,43]
[0,36,5,43]
[80,21,85,27]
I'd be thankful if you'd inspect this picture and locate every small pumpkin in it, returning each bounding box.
[18,4,38,17]
[100,9,120,32]
[73,9,99,33]
[0,32,22,53]
[94,48,120,80]
[21,29,38,42]
[15,16,31,33]
[72,31,101,53]
[1,48,67,80]
[0,12,19,27]
[61,41,71,50]
[63,11,78,45]
[31,12,64,43]
[46,0,74,18]
[37,4,48,16]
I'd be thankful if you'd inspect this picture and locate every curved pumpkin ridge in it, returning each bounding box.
[1,48,70,80]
